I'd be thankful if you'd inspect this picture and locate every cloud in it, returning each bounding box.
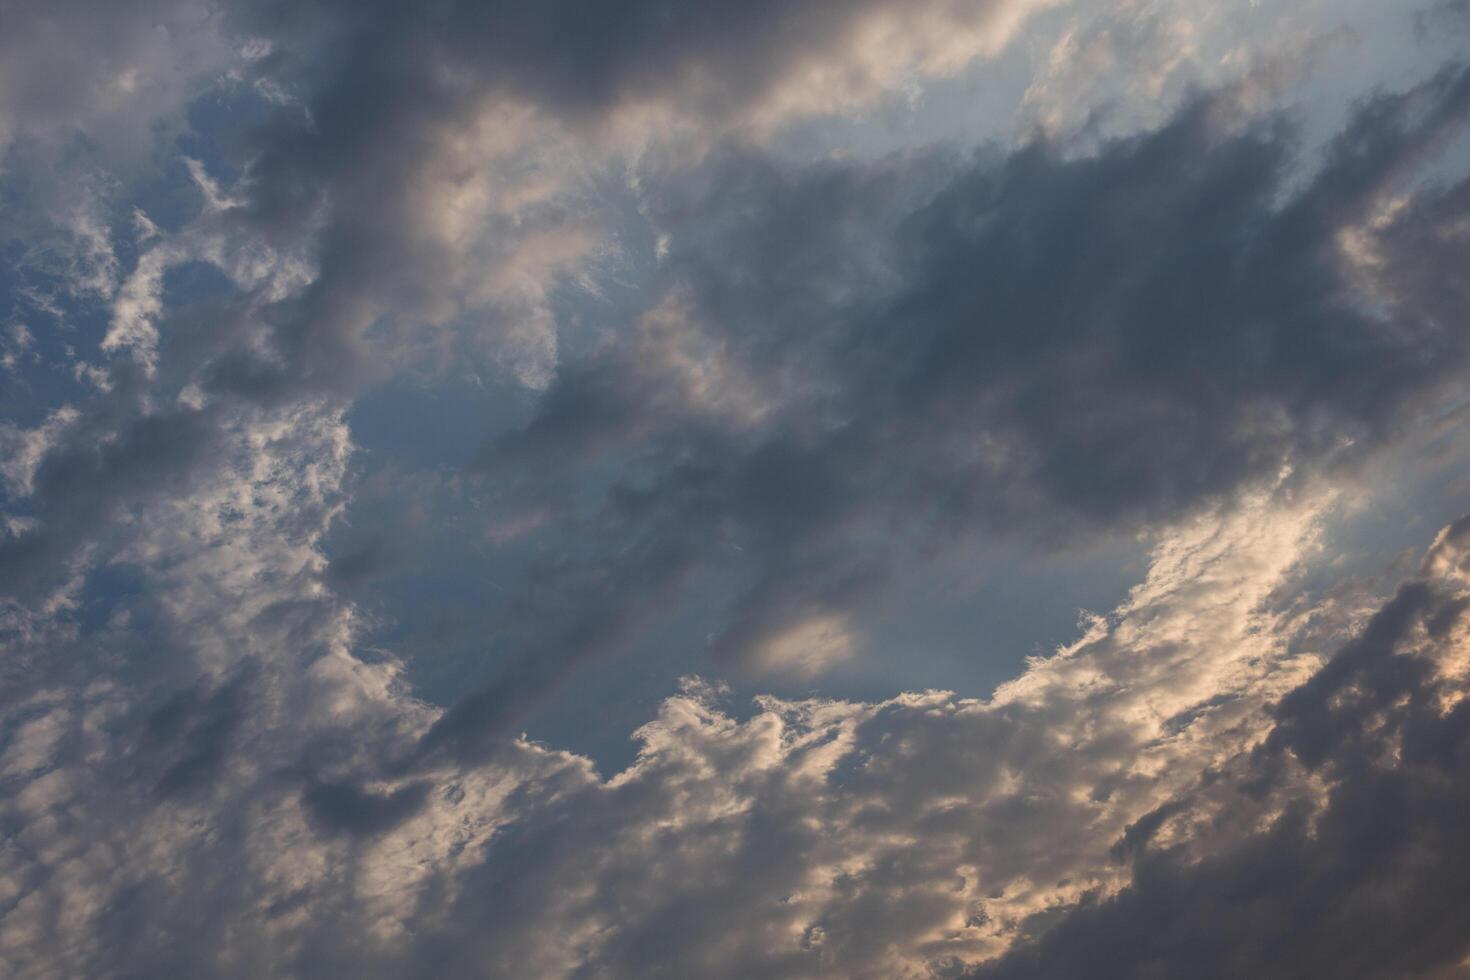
[1416,0,1470,41]
[0,393,368,978]
[236,0,1048,139]
[2,5,1470,977]
[159,0,1058,406]
[0,0,234,160]
[430,64,1470,756]
[12,442,1470,978]
[0,470,1325,977]
[971,522,1470,980]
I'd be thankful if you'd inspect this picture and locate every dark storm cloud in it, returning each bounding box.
[426,66,1470,760]
[647,64,1470,529]
[0,0,1037,410]
[972,545,1470,980]
[236,0,1022,129]
[199,0,1037,395]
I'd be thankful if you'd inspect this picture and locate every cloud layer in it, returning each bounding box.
[2,1,1470,977]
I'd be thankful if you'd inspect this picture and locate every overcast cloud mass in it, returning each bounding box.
[3,0,1470,977]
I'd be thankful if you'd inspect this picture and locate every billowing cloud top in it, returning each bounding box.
[3,0,1470,977]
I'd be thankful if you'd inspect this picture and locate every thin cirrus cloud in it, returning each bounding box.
[2,1,1470,978]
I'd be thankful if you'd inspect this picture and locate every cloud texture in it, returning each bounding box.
[2,0,1470,977]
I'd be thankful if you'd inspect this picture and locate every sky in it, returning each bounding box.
[2,0,1470,977]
